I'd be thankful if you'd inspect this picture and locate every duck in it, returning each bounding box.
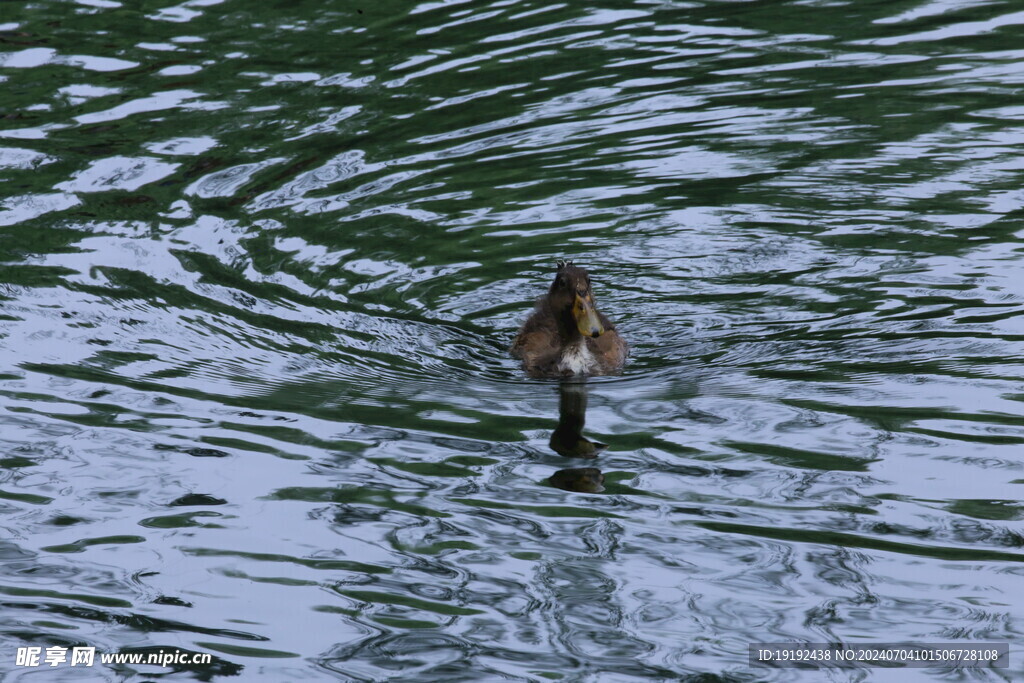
[511,260,628,377]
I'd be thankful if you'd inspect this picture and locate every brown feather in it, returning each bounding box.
[511,263,627,377]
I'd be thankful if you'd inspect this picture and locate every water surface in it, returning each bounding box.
[2,0,1024,680]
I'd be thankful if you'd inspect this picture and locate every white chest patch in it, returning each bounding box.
[557,341,596,375]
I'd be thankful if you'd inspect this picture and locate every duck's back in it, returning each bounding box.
[590,313,628,372]
[510,302,562,375]
[512,306,627,377]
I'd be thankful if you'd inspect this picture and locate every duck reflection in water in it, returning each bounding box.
[549,381,607,493]
[549,465,605,494]
[511,260,627,493]
[550,379,606,458]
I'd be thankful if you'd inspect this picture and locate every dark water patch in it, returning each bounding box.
[181,547,391,576]
[40,535,147,554]
[194,641,298,658]
[697,521,1024,563]
[168,493,227,506]
[139,511,225,530]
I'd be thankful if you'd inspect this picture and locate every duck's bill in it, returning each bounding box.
[573,294,604,338]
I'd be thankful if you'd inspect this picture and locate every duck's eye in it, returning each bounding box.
[557,276,569,288]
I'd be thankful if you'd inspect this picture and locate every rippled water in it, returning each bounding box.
[2,0,1024,680]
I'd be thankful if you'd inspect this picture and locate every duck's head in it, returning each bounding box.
[549,260,605,339]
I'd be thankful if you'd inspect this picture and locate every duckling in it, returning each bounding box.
[511,260,627,377]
